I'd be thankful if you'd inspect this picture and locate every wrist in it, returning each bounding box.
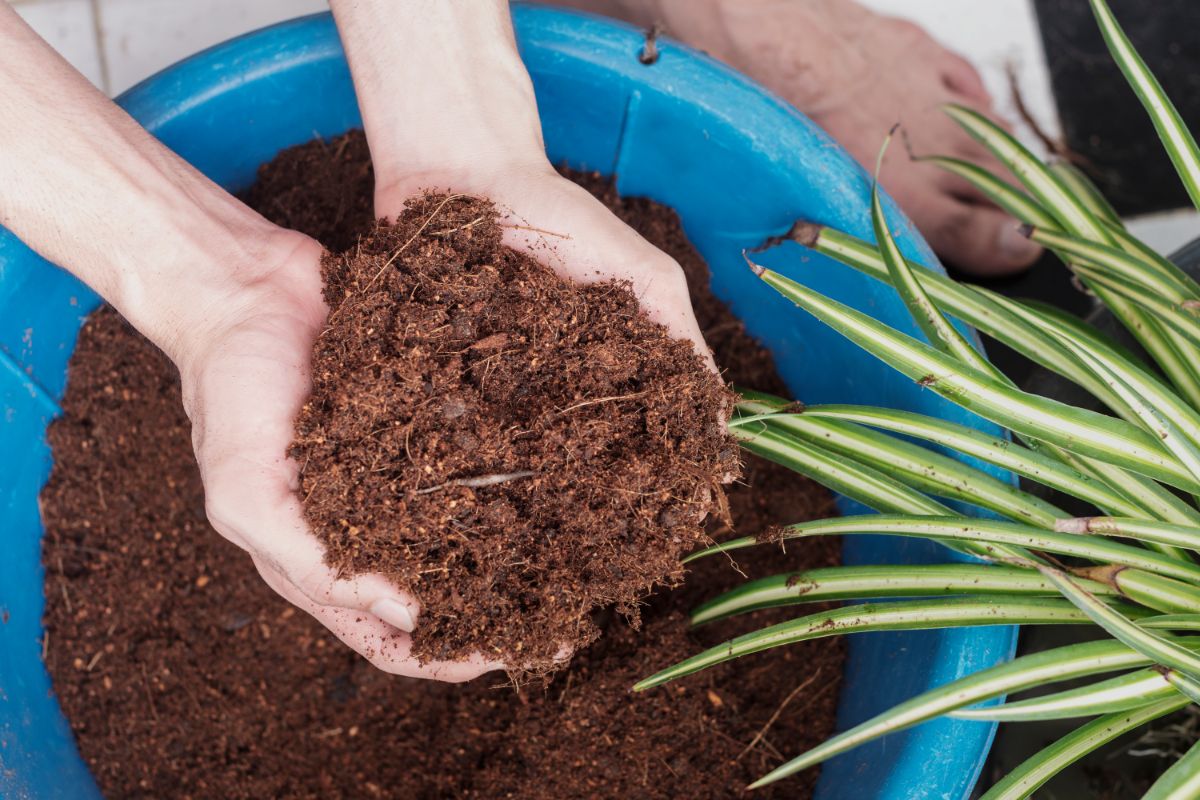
[112,190,316,366]
[332,0,549,199]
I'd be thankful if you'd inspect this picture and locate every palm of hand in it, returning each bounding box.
[178,235,501,682]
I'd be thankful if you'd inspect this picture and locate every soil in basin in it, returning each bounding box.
[40,131,844,799]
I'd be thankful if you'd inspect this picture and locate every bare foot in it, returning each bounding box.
[561,0,1044,276]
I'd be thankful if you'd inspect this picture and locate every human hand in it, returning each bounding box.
[374,167,713,370]
[565,0,1044,276]
[175,230,506,682]
[327,0,720,671]
[333,1,712,370]
[0,5,500,682]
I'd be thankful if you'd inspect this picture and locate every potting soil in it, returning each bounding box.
[39,131,844,799]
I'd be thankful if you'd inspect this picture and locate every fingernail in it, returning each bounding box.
[998,223,1042,264]
[370,598,416,632]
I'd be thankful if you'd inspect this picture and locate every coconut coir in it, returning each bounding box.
[292,191,735,668]
[40,131,843,799]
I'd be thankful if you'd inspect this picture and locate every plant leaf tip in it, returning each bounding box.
[742,250,766,278]
[1017,222,1034,239]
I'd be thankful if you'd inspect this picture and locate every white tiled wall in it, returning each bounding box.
[14,0,325,96]
[96,0,326,94]
[16,0,1058,114]
[14,0,105,88]
[11,0,1196,249]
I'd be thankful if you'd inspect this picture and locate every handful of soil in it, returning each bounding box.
[291,193,736,669]
[42,132,844,798]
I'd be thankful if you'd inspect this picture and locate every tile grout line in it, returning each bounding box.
[87,0,111,95]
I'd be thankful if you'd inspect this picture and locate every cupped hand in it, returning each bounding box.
[175,230,503,682]
[375,165,714,371]
[179,167,713,682]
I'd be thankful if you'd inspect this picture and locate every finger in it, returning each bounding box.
[188,325,419,622]
[939,51,992,106]
[255,557,502,682]
[931,164,1001,207]
[492,175,717,373]
[917,193,1042,276]
[207,463,421,626]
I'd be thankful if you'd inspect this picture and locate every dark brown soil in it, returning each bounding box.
[40,131,843,799]
[293,193,735,669]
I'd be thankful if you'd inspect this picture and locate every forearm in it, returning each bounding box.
[0,5,298,362]
[329,0,549,195]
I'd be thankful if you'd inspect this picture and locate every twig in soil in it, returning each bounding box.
[139,662,160,723]
[48,541,115,557]
[737,668,823,761]
[501,223,571,239]
[555,390,651,417]
[429,215,486,238]
[415,471,537,495]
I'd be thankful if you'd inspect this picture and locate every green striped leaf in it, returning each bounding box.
[782,402,1142,517]
[1053,329,1200,487]
[729,425,950,516]
[1105,222,1200,304]
[921,155,1058,227]
[797,226,1123,408]
[1058,517,1200,552]
[1163,669,1200,706]
[1144,737,1200,800]
[1051,160,1124,227]
[692,516,1200,584]
[1089,0,1200,210]
[871,135,998,375]
[951,667,1174,722]
[747,263,1199,492]
[943,103,1188,389]
[1044,567,1200,680]
[1075,565,1200,614]
[1026,226,1194,302]
[979,698,1190,800]
[737,638,1179,789]
[689,564,1109,625]
[943,103,1114,243]
[635,596,1128,693]
[1074,265,1200,351]
[730,412,1064,527]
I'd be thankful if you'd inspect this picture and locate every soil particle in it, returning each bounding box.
[41,130,843,799]
[292,192,735,669]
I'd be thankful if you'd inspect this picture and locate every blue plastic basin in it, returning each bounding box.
[0,7,1016,799]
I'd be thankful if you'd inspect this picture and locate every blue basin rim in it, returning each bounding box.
[0,7,1017,799]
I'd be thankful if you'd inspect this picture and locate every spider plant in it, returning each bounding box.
[636,1,1200,796]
